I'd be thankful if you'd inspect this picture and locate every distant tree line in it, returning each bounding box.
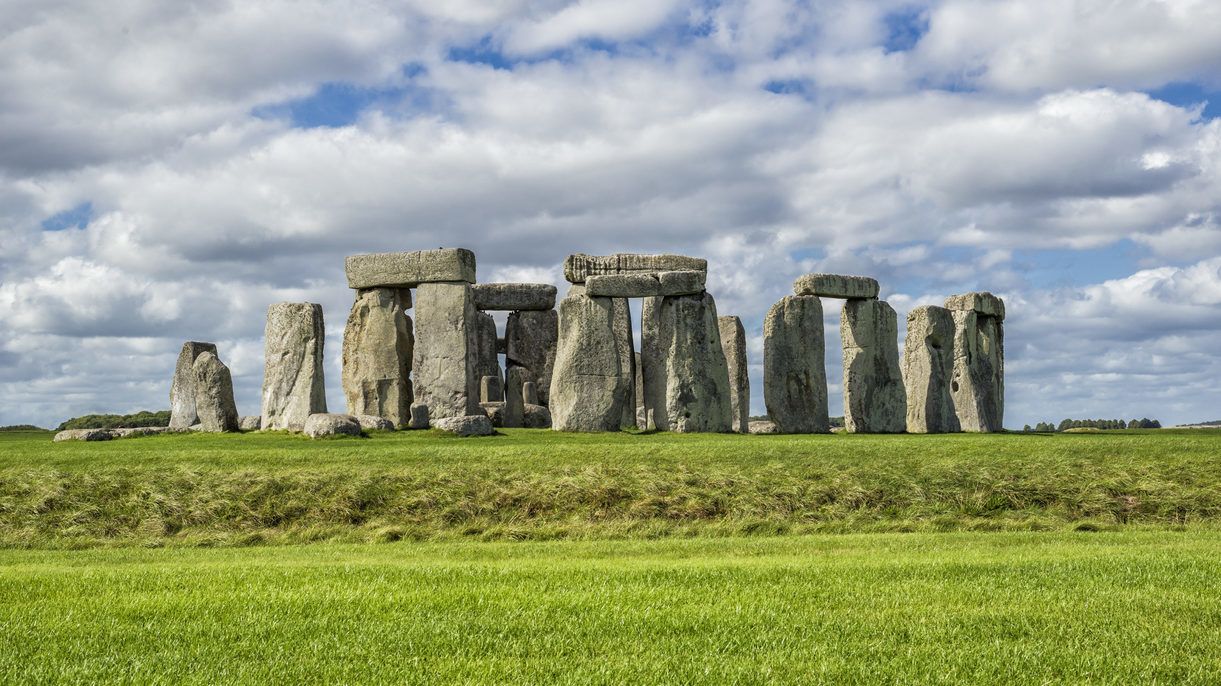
[0,425,47,432]
[1021,418,1162,432]
[56,410,171,431]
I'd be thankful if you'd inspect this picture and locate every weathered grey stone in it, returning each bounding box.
[472,283,557,311]
[261,302,327,431]
[612,297,636,429]
[342,288,412,426]
[945,291,1005,320]
[640,297,661,431]
[644,293,732,433]
[584,271,706,298]
[564,253,708,283]
[473,311,502,401]
[718,315,750,433]
[505,309,558,407]
[748,420,779,435]
[523,403,552,429]
[355,414,395,431]
[522,381,539,406]
[434,414,495,436]
[480,375,502,403]
[408,402,430,430]
[948,298,1005,433]
[412,282,481,420]
[53,428,115,442]
[345,248,475,289]
[303,413,362,438]
[112,427,172,438]
[763,295,829,433]
[793,274,879,300]
[169,341,217,429]
[634,352,647,429]
[549,294,632,431]
[193,351,239,433]
[841,299,906,433]
[503,366,527,428]
[239,415,262,431]
[902,306,960,434]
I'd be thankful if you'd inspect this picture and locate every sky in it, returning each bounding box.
[2,0,1220,429]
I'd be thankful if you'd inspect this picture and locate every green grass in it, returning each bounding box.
[1,531,1218,683]
[2,428,1219,547]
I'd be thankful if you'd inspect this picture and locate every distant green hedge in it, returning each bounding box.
[56,411,170,431]
[0,425,46,432]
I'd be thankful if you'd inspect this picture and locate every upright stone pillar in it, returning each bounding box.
[503,366,527,428]
[193,350,239,432]
[413,282,481,420]
[261,302,327,431]
[634,352,646,429]
[505,309,558,407]
[549,294,631,431]
[169,341,217,429]
[640,296,662,431]
[841,299,906,433]
[903,305,960,433]
[612,297,636,429]
[946,292,1005,432]
[473,311,502,401]
[763,295,829,433]
[646,293,732,433]
[718,316,750,433]
[342,288,413,426]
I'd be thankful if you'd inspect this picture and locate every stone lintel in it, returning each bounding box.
[564,253,707,284]
[585,270,706,298]
[471,283,557,311]
[345,248,476,289]
[793,273,879,300]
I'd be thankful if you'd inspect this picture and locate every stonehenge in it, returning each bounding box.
[156,247,1007,441]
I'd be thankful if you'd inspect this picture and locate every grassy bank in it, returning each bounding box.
[2,429,1219,547]
[2,531,1218,683]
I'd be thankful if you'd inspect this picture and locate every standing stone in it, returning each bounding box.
[646,293,732,433]
[549,294,631,431]
[947,293,1005,432]
[522,381,539,406]
[342,288,413,427]
[718,316,750,433]
[169,341,217,429]
[408,402,430,430]
[413,282,481,420]
[763,296,829,433]
[640,296,661,431]
[473,311,502,401]
[505,309,558,407]
[503,366,527,428]
[903,306,960,434]
[841,299,906,433]
[480,375,502,404]
[192,351,239,432]
[634,352,646,429]
[261,303,327,431]
[612,297,636,429]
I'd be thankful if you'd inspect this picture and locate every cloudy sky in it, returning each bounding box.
[2,0,1220,429]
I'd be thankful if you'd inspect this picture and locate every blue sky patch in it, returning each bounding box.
[41,202,92,231]
[1147,81,1220,120]
[883,6,929,53]
[253,66,426,128]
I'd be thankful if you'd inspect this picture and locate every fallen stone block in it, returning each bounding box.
[472,283,557,311]
[111,427,172,438]
[345,248,476,289]
[304,413,363,438]
[355,414,395,431]
[584,271,706,298]
[53,428,115,442]
[434,415,495,436]
[793,274,879,300]
[748,420,779,435]
[239,416,262,431]
[564,253,707,284]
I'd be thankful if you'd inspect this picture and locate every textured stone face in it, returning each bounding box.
[53,428,115,442]
[408,402,430,430]
[303,413,362,438]
[718,315,750,433]
[948,302,1005,433]
[793,274,880,300]
[841,299,907,433]
[239,415,262,431]
[345,248,476,289]
[549,294,632,431]
[433,414,495,436]
[472,311,502,401]
[644,293,732,433]
[412,282,481,420]
[261,302,328,431]
[612,297,637,429]
[503,366,527,428]
[640,296,661,431]
[584,271,706,298]
[354,414,395,431]
[342,288,413,426]
[763,295,829,433]
[505,309,558,407]
[169,341,217,429]
[945,291,1005,320]
[564,253,708,283]
[193,351,239,432]
[471,283,557,311]
[634,351,647,429]
[522,381,539,406]
[480,375,502,403]
[903,306,960,434]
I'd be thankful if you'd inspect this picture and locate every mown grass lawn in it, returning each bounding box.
[1,531,1218,684]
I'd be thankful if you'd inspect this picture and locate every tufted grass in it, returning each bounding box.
[1,428,1219,548]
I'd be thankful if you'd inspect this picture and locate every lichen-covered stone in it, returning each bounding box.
[434,414,495,436]
[471,283,557,311]
[261,302,327,431]
[354,414,395,431]
[408,402,430,430]
[412,282,481,420]
[480,375,502,403]
[505,309,558,407]
[612,297,636,429]
[239,415,262,431]
[903,306,960,434]
[549,294,632,431]
[841,299,906,433]
[748,420,779,434]
[53,428,115,442]
[522,381,539,406]
[718,315,750,433]
[169,341,217,429]
[945,291,1005,320]
[793,273,879,300]
[763,295,829,433]
[345,248,475,289]
[303,413,362,438]
[524,403,552,429]
[503,366,527,428]
[193,351,239,433]
[584,271,706,298]
[342,288,412,426]
[472,310,502,401]
[948,299,1005,433]
[644,293,732,433]
[564,253,707,283]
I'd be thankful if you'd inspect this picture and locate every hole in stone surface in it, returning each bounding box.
[951,380,959,393]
